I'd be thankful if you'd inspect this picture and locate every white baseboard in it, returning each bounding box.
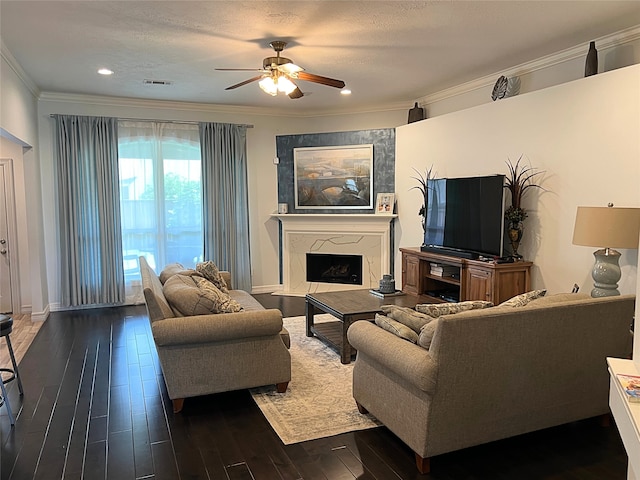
[30,304,50,322]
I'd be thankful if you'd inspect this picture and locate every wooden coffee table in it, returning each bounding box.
[305,289,428,364]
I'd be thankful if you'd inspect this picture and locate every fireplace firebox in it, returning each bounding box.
[306,253,363,285]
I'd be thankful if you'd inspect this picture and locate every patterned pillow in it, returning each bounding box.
[196,261,229,293]
[195,277,242,313]
[415,300,494,318]
[417,318,440,349]
[499,289,547,307]
[374,314,419,343]
[380,305,435,333]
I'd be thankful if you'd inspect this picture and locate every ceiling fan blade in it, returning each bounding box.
[288,85,304,99]
[216,68,266,72]
[296,71,345,89]
[225,75,264,90]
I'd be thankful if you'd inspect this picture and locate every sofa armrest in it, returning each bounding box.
[151,308,283,346]
[348,321,437,394]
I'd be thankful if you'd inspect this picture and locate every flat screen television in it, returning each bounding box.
[421,174,506,259]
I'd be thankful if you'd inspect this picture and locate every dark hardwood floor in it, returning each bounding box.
[0,293,629,479]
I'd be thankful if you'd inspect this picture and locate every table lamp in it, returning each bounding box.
[572,204,640,297]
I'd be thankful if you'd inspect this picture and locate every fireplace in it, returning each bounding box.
[306,253,363,285]
[272,213,395,295]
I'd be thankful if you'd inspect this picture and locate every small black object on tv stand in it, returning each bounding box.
[420,244,478,260]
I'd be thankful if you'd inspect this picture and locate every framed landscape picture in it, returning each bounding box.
[294,144,374,209]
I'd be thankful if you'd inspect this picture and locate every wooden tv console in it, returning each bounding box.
[400,247,533,305]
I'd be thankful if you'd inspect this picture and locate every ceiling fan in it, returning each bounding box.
[216,41,346,99]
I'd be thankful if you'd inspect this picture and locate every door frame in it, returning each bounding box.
[0,158,21,313]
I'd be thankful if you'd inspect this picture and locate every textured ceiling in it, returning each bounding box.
[2,1,639,114]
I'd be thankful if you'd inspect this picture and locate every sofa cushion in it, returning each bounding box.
[415,300,494,318]
[524,292,590,307]
[194,277,242,313]
[159,263,184,284]
[159,263,201,284]
[228,290,266,311]
[374,313,419,343]
[163,274,210,316]
[417,318,440,349]
[196,261,229,293]
[380,305,435,332]
[163,274,242,316]
[499,289,547,307]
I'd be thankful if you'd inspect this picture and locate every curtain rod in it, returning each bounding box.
[48,114,253,128]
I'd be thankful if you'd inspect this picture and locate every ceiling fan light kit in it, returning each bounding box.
[259,75,297,96]
[217,40,346,100]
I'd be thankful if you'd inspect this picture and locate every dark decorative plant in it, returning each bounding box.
[410,165,435,233]
[504,155,545,227]
[503,155,545,258]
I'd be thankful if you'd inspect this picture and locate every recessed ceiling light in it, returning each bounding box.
[340,88,352,95]
[97,68,114,76]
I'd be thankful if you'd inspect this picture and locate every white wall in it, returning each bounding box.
[396,64,640,296]
[0,52,48,318]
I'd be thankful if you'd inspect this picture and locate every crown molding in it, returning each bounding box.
[1,40,40,98]
[38,92,292,117]
[418,25,640,106]
[38,91,408,118]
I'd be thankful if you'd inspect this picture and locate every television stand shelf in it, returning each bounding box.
[400,247,533,305]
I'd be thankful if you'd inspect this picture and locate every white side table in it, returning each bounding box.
[608,357,640,480]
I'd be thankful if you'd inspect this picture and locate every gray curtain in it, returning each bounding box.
[53,115,125,306]
[199,123,251,290]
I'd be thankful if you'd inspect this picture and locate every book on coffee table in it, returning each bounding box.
[369,289,405,298]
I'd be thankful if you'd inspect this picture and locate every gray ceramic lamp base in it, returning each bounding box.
[590,248,622,297]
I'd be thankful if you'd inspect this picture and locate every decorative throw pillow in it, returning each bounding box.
[417,318,440,349]
[163,274,216,316]
[415,300,494,318]
[380,305,435,333]
[159,263,197,284]
[196,261,229,293]
[194,277,242,313]
[374,314,419,343]
[499,289,547,307]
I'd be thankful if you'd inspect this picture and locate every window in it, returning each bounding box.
[118,121,202,299]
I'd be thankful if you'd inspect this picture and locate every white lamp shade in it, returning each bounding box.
[258,76,278,96]
[276,76,296,94]
[572,206,640,249]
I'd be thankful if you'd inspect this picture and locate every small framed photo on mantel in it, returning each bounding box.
[375,193,395,214]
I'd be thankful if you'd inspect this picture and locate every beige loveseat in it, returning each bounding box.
[347,293,635,474]
[139,256,291,413]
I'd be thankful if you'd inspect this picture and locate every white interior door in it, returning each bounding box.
[0,163,12,312]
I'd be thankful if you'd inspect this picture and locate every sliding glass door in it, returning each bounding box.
[118,121,202,300]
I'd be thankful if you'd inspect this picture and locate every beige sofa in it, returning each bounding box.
[139,256,291,413]
[347,293,635,474]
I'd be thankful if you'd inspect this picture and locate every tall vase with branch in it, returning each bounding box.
[504,155,545,258]
[410,166,435,243]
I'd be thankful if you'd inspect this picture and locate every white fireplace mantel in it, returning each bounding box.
[271,214,397,295]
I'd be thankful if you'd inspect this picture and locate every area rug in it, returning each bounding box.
[250,314,381,444]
